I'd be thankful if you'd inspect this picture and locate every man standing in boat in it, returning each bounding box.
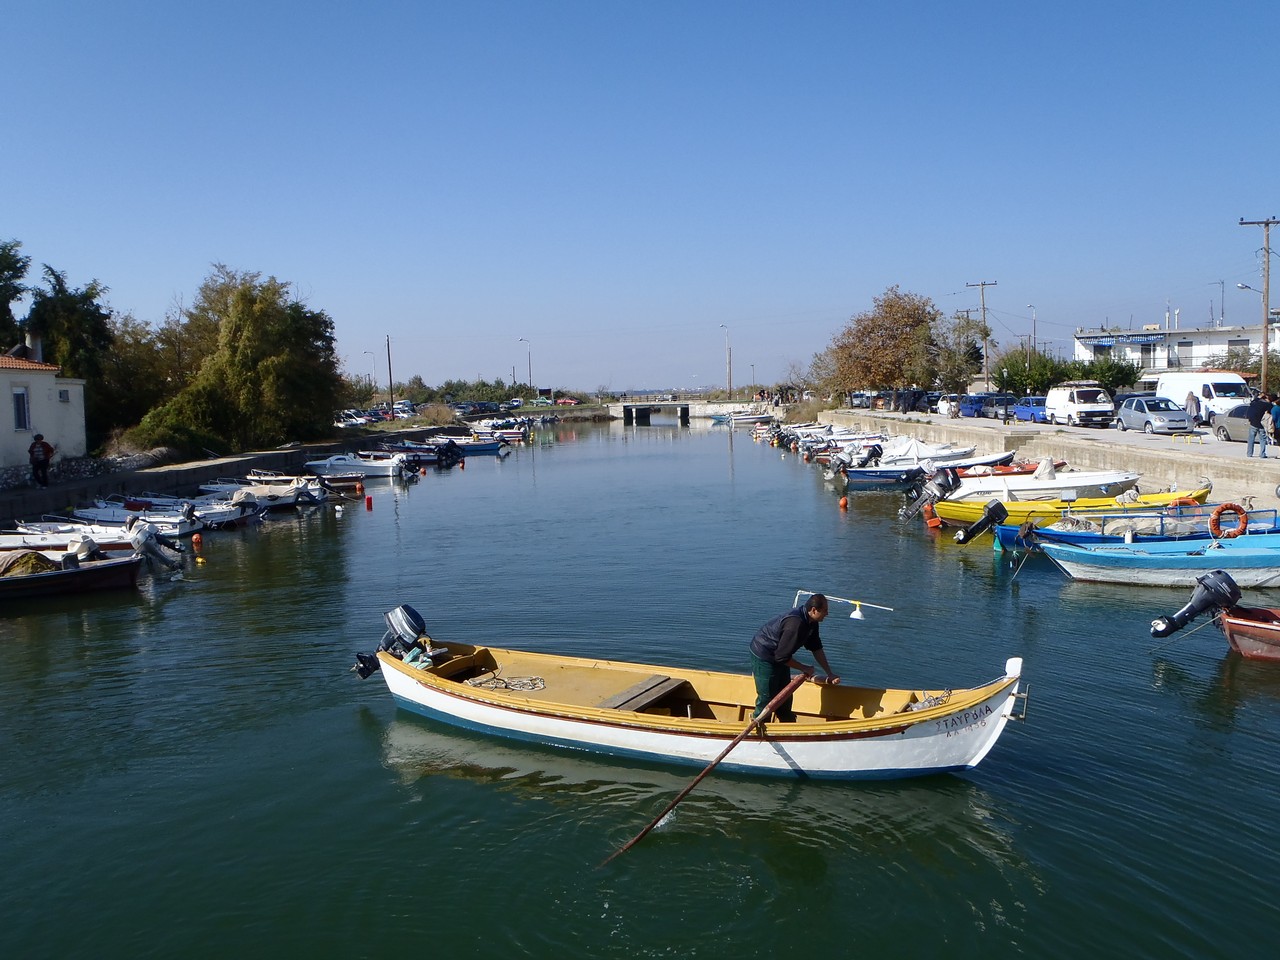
[749,594,840,722]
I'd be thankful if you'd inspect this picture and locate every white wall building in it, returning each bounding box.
[1071,313,1280,388]
[1,355,87,471]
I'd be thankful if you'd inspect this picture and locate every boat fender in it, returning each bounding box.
[1208,503,1248,539]
[1150,570,1242,638]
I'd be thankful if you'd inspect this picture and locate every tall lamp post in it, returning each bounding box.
[518,338,532,395]
[1026,304,1037,356]
[719,324,732,398]
[750,363,756,394]
[1238,284,1279,392]
[1240,217,1277,392]
[363,350,377,402]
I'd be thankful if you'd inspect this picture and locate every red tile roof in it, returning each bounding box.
[0,356,60,371]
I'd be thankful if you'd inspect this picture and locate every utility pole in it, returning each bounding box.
[1240,218,1277,392]
[967,280,997,387]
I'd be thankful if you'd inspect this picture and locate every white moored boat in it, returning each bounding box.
[355,605,1026,780]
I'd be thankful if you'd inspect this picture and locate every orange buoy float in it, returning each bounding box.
[839,496,848,510]
[923,502,943,529]
[1209,502,1248,539]
[365,495,373,511]
[191,533,203,552]
[355,481,364,494]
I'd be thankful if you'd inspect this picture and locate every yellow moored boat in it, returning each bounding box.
[931,484,1212,527]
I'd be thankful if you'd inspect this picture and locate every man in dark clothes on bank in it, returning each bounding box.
[1246,392,1271,458]
[749,593,840,721]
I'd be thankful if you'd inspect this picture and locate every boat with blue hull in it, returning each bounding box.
[1040,533,1280,587]
[992,502,1280,551]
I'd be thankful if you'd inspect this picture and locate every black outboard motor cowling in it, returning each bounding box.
[898,468,959,522]
[353,604,430,679]
[853,444,883,469]
[1150,570,1242,639]
[954,500,1010,545]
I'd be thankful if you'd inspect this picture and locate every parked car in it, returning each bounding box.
[958,394,989,418]
[1212,403,1253,442]
[981,394,1016,420]
[936,394,960,417]
[925,391,942,413]
[849,392,872,409]
[508,398,524,408]
[555,397,580,405]
[1115,396,1191,434]
[1013,396,1048,423]
[532,396,553,406]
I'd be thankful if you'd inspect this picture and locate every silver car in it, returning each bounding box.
[1114,396,1191,434]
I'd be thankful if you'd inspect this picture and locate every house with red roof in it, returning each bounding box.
[1,349,87,475]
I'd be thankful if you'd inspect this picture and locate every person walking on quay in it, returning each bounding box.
[1269,395,1280,443]
[1184,391,1201,427]
[1247,393,1272,458]
[27,433,54,487]
[748,593,840,722]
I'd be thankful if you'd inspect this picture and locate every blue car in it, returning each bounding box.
[1014,396,1048,423]
[959,394,989,418]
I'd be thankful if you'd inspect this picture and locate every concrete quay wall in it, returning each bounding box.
[819,410,1280,505]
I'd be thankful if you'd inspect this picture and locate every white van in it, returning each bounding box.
[1154,371,1250,423]
[1044,380,1115,427]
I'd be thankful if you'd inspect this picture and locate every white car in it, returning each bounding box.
[936,394,960,418]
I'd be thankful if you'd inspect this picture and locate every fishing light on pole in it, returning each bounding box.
[793,590,894,619]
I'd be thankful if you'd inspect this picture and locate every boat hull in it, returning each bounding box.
[1219,607,1280,661]
[0,555,143,599]
[933,486,1213,528]
[374,648,1023,780]
[1040,538,1280,587]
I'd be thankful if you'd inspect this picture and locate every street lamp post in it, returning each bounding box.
[1026,304,1036,356]
[518,338,532,395]
[750,363,756,393]
[363,350,377,402]
[719,324,732,398]
[1240,217,1277,392]
[1239,283,1273,391]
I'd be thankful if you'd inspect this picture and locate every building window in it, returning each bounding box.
[58,389,70,402]
[1228,338,1250,350]
[12,387,30,431]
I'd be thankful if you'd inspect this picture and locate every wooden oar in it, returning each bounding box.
[600,672,809,867]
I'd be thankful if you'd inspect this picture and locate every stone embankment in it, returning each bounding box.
[820,409,1280,505]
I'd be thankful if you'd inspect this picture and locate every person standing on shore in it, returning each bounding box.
[27,434,54,487]
[1246,393,1271,458]
[1184,391,1201,427]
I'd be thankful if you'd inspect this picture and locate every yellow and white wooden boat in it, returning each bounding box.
[931,485,1212,528]
[354,605,1026,780]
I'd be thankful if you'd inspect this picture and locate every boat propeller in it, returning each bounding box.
[1150,570,1241,639]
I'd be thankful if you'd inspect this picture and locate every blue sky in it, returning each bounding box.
[5,1,1278,393]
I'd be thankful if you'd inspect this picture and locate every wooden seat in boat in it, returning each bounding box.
[597,674,688,712]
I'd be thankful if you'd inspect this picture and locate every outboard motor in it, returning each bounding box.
[954,499,1010,544]
[1150,570,1242,639]
[898,468,959,522]
[353,604,432,680]
[435,439,465,469]
[853,443,883,469]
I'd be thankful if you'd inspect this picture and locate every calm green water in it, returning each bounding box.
[2,420,1278,958]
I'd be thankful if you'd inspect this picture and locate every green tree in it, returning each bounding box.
[0,239,30,346]
[23,265,116,445]
[829,286,943,392]
[931,311,987,394]
[97,312,171,443]
[135,267,341,453]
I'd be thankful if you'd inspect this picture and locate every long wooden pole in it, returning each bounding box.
[600,672,808,867]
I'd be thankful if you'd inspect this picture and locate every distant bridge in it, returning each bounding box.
[606,398,772,425]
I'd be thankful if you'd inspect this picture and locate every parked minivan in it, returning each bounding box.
[1154,371,1250,424]
[1044,380,1115,427]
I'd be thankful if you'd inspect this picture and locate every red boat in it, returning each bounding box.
[1218,607,1280,661]
[954,458,1067,478]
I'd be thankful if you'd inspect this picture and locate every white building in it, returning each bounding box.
[1,354,87,472]
[1072,313,1280,388]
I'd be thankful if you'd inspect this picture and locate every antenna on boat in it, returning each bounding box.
[794,589,894,618]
